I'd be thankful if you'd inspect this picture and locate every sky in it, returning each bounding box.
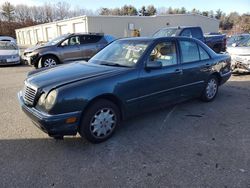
[1,0,250,14]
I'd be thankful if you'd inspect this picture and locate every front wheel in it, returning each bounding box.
[41,56,58,68]
[201,76,219,102]
[79,99,121,143]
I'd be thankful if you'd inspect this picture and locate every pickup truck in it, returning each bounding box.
[153,26,226,53]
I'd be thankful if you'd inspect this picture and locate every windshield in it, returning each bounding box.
[89,40,151,67]
[0,42,17,50]
[227,34,250,46]
[237,37,250,47]
[46,34,69,46]
[153,28,178,38]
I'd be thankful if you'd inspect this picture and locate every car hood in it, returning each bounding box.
[24,44,52,53]
[26,61,128,90]
[227,46,250,56]
[0,50,19,56]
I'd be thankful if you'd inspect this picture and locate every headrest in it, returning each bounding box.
[160,47,171,56]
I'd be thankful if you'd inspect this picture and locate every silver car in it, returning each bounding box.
[0,41,20,66]
[227,36,250,73]
[23,33,115,68]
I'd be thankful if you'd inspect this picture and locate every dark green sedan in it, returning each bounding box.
[18,37,231,143]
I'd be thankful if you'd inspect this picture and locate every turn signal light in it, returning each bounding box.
[66,117,77,124]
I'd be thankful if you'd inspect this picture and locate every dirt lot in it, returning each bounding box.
[0,65,250,188]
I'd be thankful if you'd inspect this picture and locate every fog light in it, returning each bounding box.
[66,117,77,124]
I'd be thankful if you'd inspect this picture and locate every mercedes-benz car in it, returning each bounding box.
[18,37,231,143]
[22,33,115,68]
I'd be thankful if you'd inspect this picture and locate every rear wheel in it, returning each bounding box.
[201,75,219,102]
[41,55,58,68]
[79,99,120,143]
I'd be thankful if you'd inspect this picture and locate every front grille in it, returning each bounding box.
[0,55,11,60]
[23,83,37,106]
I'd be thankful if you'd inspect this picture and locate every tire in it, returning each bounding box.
[41,55,58,68]
[201,75,219,102]
[79,99,121,143]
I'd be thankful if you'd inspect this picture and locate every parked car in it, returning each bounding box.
[0,36,16,43]
[22,33,116,68]
[227,37,250,73]
[0,41,20,66]
[227,33,250,47]
[153,26,227,53]
[18,37,231,143]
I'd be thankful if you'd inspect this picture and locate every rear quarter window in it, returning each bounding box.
[198,45,210,60]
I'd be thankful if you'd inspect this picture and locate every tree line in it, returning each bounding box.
[0,1,249,38]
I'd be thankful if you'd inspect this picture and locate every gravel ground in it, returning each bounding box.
[0,65,250,188]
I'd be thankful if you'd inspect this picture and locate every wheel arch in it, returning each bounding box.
[40,54,61,64]
[82,94,125,120]
[211,72,222,85]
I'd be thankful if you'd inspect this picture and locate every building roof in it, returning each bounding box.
[15,14,219,31]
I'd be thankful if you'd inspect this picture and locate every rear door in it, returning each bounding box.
[79,35,104,60]
[178,38,211,98]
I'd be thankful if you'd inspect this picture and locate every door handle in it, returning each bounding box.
[175,69,183,74]
[203,63,211,68]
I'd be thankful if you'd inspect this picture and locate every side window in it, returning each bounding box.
[149,41,177,67]
[61,38,69,46]
[81,35,102,44]
[180,29,192,38]
[69,36,80,45]
[61,36,80,46]
[180,41,199,63]
[198,45,210,60]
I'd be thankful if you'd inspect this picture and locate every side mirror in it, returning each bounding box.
[145,61,162,70]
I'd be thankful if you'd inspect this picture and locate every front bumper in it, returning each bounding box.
[231,62,250,73]
[0,60,20,65]
[18,91,81,137]
[22,54,40,66]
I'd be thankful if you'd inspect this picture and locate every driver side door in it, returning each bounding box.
[137,39,183,110]
[58,36,82,62]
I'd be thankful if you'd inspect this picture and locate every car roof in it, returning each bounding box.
[159,26,200,30]
[118,36,200,42]
[71,32,104,36]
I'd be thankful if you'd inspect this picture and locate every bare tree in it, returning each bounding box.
[55,2,70,20]
[43,3,54,22]
[15,4,31,23]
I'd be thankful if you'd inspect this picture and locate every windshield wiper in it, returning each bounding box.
[100,62,130,68]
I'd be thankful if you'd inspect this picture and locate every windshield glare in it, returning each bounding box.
[236,37,250,47]
[89,40,151,67]
[227,35,250,46]
[153,28,178,38]
[0,42,17,50]
[46,34,69,46]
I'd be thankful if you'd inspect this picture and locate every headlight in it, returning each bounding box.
[26,52,38,57]
[38,90,57,110]
[11,54,19,59]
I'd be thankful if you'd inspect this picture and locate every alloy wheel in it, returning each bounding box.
[44,58,57,67]
[206,78,218,99]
